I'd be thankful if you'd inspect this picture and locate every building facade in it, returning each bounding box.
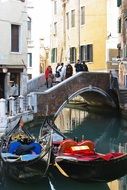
[117,0,127,59]
[27,0,51,79]
[50,0,119,72]
[0,0,27,98]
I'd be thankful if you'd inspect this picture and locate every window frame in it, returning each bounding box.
[54,1,57,15]
[51,48,57,63]
[81,6,85,25]
[54,22,57,36]
[66,12,69,29]
[80,44,93,62]
[71,10,75,28]
[27,53,32,67]
[11,24,20,53]
[70,47,76,63]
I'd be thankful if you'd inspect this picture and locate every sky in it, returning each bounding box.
[28,0,52,47]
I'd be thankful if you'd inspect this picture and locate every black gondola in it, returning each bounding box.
[44,118,127,183]
[0,117,53,183]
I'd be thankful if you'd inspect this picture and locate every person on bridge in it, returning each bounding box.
[74,59,84,72]
[82,61,89,72]
[65,64,73,79]
[45,66,54,88]
[55,63,63,83]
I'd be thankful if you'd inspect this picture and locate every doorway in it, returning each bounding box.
[0,73,5,98]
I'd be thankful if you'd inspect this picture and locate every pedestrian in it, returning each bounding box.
[82,61,89,71]
[74,59,84,72]
[65,64,73,79]
[60,62,66,81]
[55,63,63,83]
[45,66,53,88]
[110,69,119,89]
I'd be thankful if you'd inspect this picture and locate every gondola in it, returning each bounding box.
[44,118,127,182]
[0,117,53,183]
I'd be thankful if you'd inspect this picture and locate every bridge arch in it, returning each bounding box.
[54,86,117,118]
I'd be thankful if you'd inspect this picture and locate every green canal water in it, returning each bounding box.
[0,107,127,190]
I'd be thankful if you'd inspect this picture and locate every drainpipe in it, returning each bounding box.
[62,0,66,63]
[78,0,81,60]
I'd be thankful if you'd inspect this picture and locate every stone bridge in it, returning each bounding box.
[33,72,119,117]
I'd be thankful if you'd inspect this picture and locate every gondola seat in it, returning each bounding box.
[8,140,42,155]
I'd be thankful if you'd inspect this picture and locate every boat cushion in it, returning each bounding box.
[8,141,21,154]
[8,141,42,155]
[59,139,95,156]
[30,142,42,154]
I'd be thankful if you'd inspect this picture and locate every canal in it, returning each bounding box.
[0,106,127,190]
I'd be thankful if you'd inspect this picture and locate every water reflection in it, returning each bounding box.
[1,107,127,190]
[55,107,127,190]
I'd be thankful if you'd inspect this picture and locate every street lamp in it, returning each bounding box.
[2,67,8,73]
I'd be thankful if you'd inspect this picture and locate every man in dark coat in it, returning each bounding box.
[82,61,88,71]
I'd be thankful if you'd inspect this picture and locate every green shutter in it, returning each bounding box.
[51,48,54,63]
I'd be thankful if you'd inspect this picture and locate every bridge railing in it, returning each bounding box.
[27,73,46,94]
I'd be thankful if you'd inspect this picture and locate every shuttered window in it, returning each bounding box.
[80,44,93,62]
[51,48,57,63]
[70,47,76,63]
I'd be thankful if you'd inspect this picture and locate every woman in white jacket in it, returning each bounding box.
[55,63,65,83]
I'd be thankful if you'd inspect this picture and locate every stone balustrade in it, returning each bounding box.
[0,93,34,135]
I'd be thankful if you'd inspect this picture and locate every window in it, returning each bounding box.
[81,6,85,25]
[54,1,57,15]
[27,53,32,67]
[11,24,20,52]
[27,17,31,31]
[54,22,57,35]
[118,18,121,33]
[28,74,32,80]
[117,0,121,7]
[123,45,127,58]
[27,17,31,40]
[10,73,20,96]
[125,18,127,30]
[80,44,93,62]
[70,47,76,63]
[71,10,75,27]
[66,12,69,29]
[51,48,57,63]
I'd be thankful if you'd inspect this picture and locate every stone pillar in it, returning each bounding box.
[31,93,37,113]
[19,95,24,112]
[0,98,7,133]
[9,96,15,116]
[27,93,32,110]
